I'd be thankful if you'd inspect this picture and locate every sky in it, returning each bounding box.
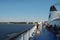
[0,0,60,22]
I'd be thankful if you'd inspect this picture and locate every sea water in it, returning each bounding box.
[0,24,33,40]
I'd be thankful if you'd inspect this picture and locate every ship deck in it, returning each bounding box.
[33,27,60,40]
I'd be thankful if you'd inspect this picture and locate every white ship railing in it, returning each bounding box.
[6,24,36,40]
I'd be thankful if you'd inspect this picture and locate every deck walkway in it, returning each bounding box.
[33,27,60,40]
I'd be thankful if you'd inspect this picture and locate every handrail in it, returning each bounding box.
[5,24,35,40]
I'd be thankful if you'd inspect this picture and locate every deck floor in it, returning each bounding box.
[33,27,60,40]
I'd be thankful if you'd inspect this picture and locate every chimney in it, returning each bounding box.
[50,5,57,11]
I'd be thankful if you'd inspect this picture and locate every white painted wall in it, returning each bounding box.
[49,11,60,22]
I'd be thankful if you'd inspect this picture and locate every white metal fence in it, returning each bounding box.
[14,25,36,40]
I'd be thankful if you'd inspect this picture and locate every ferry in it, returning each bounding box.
[5,5,60,40]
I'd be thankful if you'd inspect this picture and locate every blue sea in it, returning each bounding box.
[0,24,33,40]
